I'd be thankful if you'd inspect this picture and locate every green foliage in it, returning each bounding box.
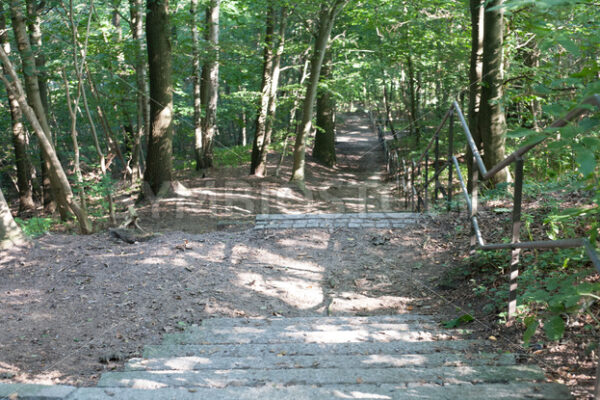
[14,217,59,238]
[443,313,474,329]
[213,145,252,167]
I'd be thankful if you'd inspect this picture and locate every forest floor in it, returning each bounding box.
[0,112,596,398]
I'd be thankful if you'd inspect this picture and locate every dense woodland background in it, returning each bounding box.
[0,0,600,362]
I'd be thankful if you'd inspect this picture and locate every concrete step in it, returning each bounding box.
[163,324,464,345]
[143,340,485,358]
[64,383,573,399]
[255,212,420,221]
[97,365,546,389]
[254,212,421,229]
[200,315,436,329]
[125,352,515,371]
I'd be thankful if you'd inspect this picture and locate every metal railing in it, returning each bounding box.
[374,95,600,397]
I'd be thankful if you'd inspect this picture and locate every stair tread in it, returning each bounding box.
[126,352,515,371]
[143,339,485,358]
[67,383,572,400]
[97,364,546,389]
[164,325,464,345]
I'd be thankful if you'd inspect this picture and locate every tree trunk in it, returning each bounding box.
[313,49,336,167]
[11,0,63,216]
[467,0,484,190]
[241,110,247,146]
[190,0,204,171]
[0,188,24,249]
[198,0,220,170]
[144,0,174,194]
[130,0,147,179]
[0,4,34,213]
[25,0,53,211]
[290,1,347,182]
[275,57,310,177]
[250,3,275,176]
[524,38,541,131]
[85,64,128,169]
[262,7,287,166]
[64,0,95,213]
[406,55,421,145]
[381,71,397,137]
[0,46,93,234]
[479,0,508,184]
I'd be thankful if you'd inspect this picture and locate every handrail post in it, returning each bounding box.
[411,160,416,212]
[508,157,524,321]
[470,157,479,253]
[447,111,455,211]
[595,359,600,400]
[434,133,440,206]
[424,150,429,211]
[402,158,408,208]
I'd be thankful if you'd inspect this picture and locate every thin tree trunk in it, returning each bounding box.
[130,0,147,179]
[259,7,288,176]
[479,0,508,184]
[85,63,128,170]
[80,72,116,225]
[313,49,336,167]
[144,0,174,194]
[241,110,247,146]
[291,1,347,182]
[62,69,87,212]
[111,6,134,179]
[0,5,34,212]
[25,0,53,211]
[191,0,204,171]
[467,0,484,190]
[198,0,220,170]
[524,38,541,131]
[63,0,94,212]
[381,71,397,137]
[250,3,276,176]
[406,54,420,145]
[276,57,310,177]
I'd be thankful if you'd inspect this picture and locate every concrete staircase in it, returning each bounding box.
[2,314,571,399]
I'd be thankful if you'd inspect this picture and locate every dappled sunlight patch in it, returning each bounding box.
[277,237,329,250]
[125,378,168,389]
[331,389,392,399]
[243,248,324,275]
[362,354,428,367]
[237,272,324,309]
[161,357,211,370]
[328,292,412,314]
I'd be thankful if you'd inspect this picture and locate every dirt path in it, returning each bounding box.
[130,112,402,234]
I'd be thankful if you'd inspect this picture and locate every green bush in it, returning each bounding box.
[14,217,58,237]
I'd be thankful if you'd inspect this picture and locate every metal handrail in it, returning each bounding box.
[373,94,600,398]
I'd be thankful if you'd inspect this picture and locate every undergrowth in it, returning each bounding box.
[442,172,600,347]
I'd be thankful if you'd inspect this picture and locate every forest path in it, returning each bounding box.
[0,113,572,397]
[133,111,402,234]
